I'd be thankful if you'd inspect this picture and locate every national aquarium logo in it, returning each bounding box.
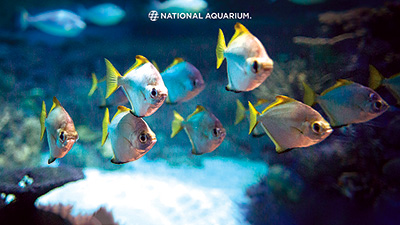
[148,10,251,22]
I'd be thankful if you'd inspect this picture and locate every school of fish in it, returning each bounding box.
[37,21,392,164]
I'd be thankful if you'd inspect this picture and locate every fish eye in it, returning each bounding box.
[59,131,66,142]
[373,101,383,111]
[252,60,259,73]
[150,88,158,98]
[193,79,198,87]
[139,133,148,143]
[311,122,321,133]
[212,128,220,137]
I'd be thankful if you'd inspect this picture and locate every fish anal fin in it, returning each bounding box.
[260,123,285,154]
[48,157,57,164]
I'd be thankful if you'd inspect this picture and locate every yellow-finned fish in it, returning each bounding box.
[216,22,274,93]
[102,106,157,164]
[235,99,269,137]
[105,55,168,117]
[303,79,389,127]
[40,97,79,164]
[171,105,226,155]
[369,65,400,104]
[159,58,205,104]
[88,72,129,108]
[248,95,332,153]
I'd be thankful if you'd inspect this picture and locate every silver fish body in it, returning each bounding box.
[162,60,205,104]
[40,97,79,164]
[171,106,226,155]
[79,3,125,26]
[249,96,332,153]
[217,23,273,92]
[105,56,168,117]
[21,9,86,37]
[317,83,389,127]
[103,107,156,164]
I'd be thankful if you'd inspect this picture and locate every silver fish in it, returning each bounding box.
[160,58,205,104]
[79,3,125,26]
[102,106,157,164]
[216,23,273,92]
[20,9,86,37]
[105,55,168,117]
[171,105,226,155]
[369,65,400,105]
[40,97,79,164]
[249,95,332,153]
[303,79,389,127]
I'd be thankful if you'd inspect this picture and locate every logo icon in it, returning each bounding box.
[148,10,159,22]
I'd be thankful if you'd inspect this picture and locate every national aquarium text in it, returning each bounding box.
[148,11,251,21]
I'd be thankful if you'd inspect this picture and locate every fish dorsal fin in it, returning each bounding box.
[111,105,130,122]
[187,105,206,121]
[261,95,295,114]
[49,96,61,114]
[125,55,150,75]
[321,79,353,96]
[255,99,269,106]
[164,58,184,72]
[229,23,250,45]
[151,60,160,72]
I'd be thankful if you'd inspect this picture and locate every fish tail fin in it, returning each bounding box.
[369,65,384,90]
[171,110,184,138]
[104,58,122,99]
[235,99,246,125]
[216,29,226,69]
[18,8,29,31]
[248,101,260,135]
[40,101,47,141]
[88,73,98,97]
[302,81,317,106]
[101,108,110,146]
